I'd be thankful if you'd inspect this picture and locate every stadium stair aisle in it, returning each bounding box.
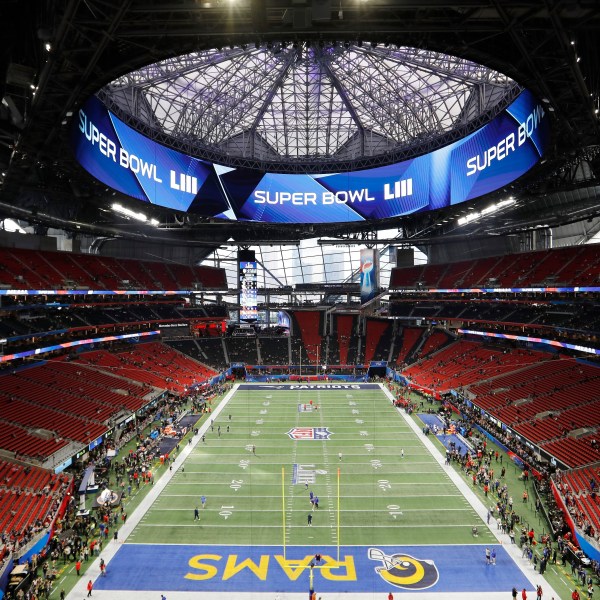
[380,385,561,600]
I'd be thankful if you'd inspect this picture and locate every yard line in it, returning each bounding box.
[158,492,463,498]
[132,523,480,529]
[147,507,474,512]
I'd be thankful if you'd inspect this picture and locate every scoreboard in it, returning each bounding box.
[239,250,257,322]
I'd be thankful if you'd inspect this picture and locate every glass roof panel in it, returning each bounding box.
[102,42,516,163]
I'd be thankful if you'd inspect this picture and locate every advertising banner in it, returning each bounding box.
[360,248,378,303]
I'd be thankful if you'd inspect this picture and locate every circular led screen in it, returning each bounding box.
[72,90,549,223]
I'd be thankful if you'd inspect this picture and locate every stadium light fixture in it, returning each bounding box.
[1,219,26,233]
[457,197,515,226]
[112,202,159,226]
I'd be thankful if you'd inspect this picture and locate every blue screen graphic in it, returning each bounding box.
[72,90,549,224]
[239,260,257,322]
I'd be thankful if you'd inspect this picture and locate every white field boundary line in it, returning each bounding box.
[66,383,240,600]
[379,383,560,599]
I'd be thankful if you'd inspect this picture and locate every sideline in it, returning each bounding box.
[65,382,560,600]
[379,384,561,600]
[65,383,240,600]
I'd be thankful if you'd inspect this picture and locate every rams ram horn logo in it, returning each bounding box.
[368,547,439,590]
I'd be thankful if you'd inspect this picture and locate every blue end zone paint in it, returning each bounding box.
[418,413,471,457]
[439,434,470,457]
[96,544,531,593]
[417,413,445,431]
[238,383,381,390]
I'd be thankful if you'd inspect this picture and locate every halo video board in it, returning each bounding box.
[72,90,549,224]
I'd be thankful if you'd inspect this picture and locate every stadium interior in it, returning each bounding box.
[0,1,599,599]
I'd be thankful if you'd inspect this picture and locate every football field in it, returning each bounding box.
[74,382,551,599]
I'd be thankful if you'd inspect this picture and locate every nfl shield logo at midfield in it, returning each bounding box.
[286,427,333,440]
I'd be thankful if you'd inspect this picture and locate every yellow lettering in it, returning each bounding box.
[223,554,270,581]
[273,555,314,581]
[185,554,221,580]
[320,555,357,581]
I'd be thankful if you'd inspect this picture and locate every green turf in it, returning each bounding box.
[128,386,495,547]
